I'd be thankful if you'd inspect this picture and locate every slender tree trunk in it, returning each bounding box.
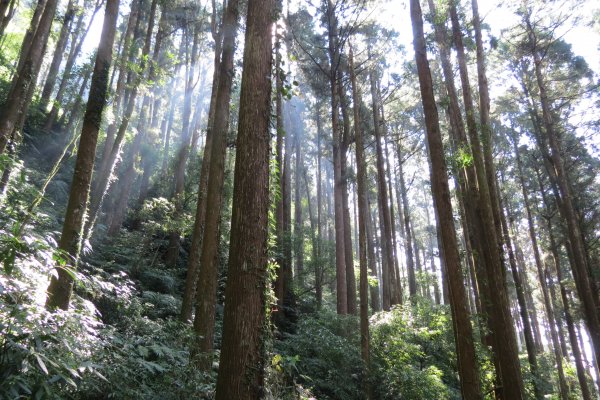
[339,79,358,315]
[538,169,593,400]
[525,12,600,368]
[192,0,240,370]
[325,0,347,314]
[179,10,224,322]
[294,115,304,285]
[500,189,543,399]
[349,43,372,399]
[397,144,417,299]
[513,131,568,399]
[0,0,17,40]
[214,0,275,396]
[39,0,76,111]
[86,0,158,237]
[303,168,322,309]
[166,24,201,266]
[0,0,59,154]
[369,68,396,309]
[45,0,120,310]
[410,1,482,397]
[44,2,103,132]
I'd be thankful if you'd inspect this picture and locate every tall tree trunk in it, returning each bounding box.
[449,2,524,396]
[192,0,240,370]
[369,68,397,309]
[214,0,275,396]
[537,168,593,400]
[166,24,201,266]
[500,187,543,399]
[513,131,568,399]
[294,114,304,285]
[85,0,158,238]
[303,168,322,309]
[325,0,347,314]
[349,43,372,399]
[524,11,600,368]
[410,1,482,397]
[315,104,324,310]
[397,144,417,299]
[339,78,358,315]
[45,0,120,310]
[180,4,224,322]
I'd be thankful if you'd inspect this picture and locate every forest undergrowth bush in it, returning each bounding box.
[0,167,215,399]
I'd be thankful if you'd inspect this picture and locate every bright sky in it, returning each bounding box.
[377,0,600,72]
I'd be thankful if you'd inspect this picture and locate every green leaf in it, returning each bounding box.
[35,353,48,375]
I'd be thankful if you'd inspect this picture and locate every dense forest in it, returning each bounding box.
[0,0,599,398]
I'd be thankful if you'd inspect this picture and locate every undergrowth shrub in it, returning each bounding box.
[276,311,363,400]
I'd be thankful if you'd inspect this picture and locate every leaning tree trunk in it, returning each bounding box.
[410,0,482,398]
[449,1,524,396]
[214,0,275,396]
[45,0,120,310]
[525,12,600,368]
[85,0,158,238]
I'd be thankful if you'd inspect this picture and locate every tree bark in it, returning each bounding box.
[349,42,372,399]
[0,0,58,154]
[180,4,224,322]
[449,2,524,396]
[325,0,347,314]
[410,1,482,397]
[214,0,275,396]
[192,0,240,370]
[45,0,120,310]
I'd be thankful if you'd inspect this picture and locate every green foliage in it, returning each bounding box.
[276,311,364,400]
[370,302,460,400]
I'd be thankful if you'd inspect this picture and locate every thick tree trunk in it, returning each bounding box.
[214,0,275,396]
[45,0,120,310]
[410,1,482,397]
[192,0,240,370]
[449,2,524,396]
